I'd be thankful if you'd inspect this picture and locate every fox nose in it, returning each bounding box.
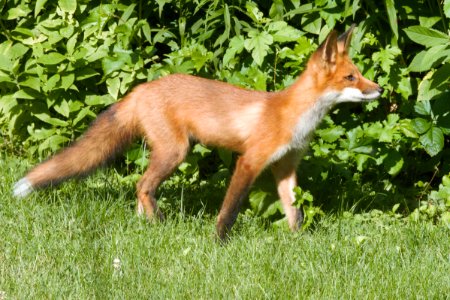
[377,86,384,94]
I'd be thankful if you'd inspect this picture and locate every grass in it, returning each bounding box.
[1,155,449,299]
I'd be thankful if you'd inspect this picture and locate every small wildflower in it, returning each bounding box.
[0,290,6,300]
[182,247,191,256]
[355,235,368,246]
[112,258,124,278]
[113,258,121,270]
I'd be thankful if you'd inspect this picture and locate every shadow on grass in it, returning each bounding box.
[8,150,434,228]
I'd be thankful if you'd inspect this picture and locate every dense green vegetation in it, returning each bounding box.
[1,1,449,233]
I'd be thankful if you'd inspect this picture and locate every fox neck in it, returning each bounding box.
[288,81,335,148]
[285,70,338,130]
[267,72,337,164]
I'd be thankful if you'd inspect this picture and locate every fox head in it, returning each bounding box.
[308,25,383,103]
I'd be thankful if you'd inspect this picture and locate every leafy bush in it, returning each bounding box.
[1,0,449,225]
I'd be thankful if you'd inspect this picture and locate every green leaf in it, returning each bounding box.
[268,21,302,42]
[355,154,371,172]
[404,26,450,47]
[0,94,17,115]
[192,144,211,157]
[59,0,77,14]
[384,150,404,176]
[262,201,282,218]
[445,0,450,18]
[73,107,94,126]
[283,4,315,18]
[5,6,31,20]
[8,42,30,60]
[412,118,431,134]
[106,77,120,99]
[140,21,151,43]
[121,4,136,22]
[399,119,419,138]
[244,30,273,66]
[217,148,232,167]
[54,99,70,118]
[188,44,213,71]
[29,127,56,140]
[385,0,398,39]
[39,135,70,153]
[35,0,49,17]
[420,127,444,157]
[14,89,38,100]
[223,36,245,67]
[372,46,401,73]
[408,50,427,72]
[45,74,60,92]
[379,127,395,143]
[38,52,67,65]
[408,45,450,72]
[102,53,131,77]
[34,113,68,127]
[365,122,383,140]
[418,75,443,101]
[352,146,373,154]
[316,126,345,143]
[419,16,442,28]
[155,0,170,18]
[0,54,13,71]
[249,190,270,214]
[19,76,41,91]
[245,2,265,23]
[76,68,99,81]
[85,95,115,106]
[60,24,75,39]
[39,18,64,29]
[61,73,75,90]
[430,63,450,90]
[293,186,314,206]
[213,6,230,47]
[414,100,431,115]
[301,14,322,35]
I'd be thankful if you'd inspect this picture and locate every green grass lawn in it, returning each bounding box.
[1,156,449,299]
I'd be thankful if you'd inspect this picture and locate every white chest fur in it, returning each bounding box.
[267,92,337,164]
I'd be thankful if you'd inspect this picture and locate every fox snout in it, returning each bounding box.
[336,83,383,103]
[365,85,384,96]
[362,84,383,100]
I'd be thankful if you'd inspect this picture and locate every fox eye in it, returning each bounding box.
[345,74,356,82]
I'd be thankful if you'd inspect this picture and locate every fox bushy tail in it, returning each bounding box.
[13,98,139,198]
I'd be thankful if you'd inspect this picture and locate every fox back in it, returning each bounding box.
[14,25,382,240]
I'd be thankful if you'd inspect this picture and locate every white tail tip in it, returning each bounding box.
[13,178,34,198]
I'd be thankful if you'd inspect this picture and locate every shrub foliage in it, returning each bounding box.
[1,0,449,224]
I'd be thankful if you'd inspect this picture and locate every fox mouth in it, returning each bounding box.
[335,87,382,103]
[362,90,382,101]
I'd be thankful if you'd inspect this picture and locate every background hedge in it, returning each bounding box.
[1,0,449,223]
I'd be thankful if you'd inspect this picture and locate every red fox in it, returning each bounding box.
[13,25,382,240]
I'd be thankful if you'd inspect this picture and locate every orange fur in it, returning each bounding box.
[14,26,382,240]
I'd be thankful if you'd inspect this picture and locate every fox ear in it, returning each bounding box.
[337,24,356,53]
[319,30,338,65]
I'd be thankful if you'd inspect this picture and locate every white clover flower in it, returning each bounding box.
[113,258,121,270]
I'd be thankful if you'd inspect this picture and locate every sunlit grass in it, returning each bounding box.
[1,156,449,298]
